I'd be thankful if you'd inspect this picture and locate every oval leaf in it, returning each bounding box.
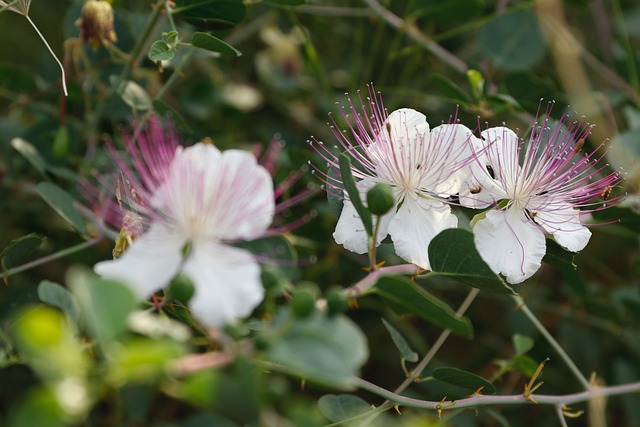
[1,233,45,270]
[149,40,174,62]
[479,9,546,71]
[433,367,496,394]
[429,229,516,295]
[512,333,534,356]
[381,318,418,362]
[109,76,152,111]
[36,182,87,234]
[318,394,371,422]
[173,0,246,30]
[11,138,47,176]
[37,280,80,333]
[339,153,372,236]
[191,32,241,56]
[373,276,473,337]
[267,310,368,389]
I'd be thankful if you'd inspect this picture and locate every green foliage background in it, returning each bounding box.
[1,0,640,426]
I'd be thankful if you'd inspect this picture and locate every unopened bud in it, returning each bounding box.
[76,0,117,49]
[367,183,395,215]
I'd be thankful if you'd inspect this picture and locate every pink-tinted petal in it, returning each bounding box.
[473,208,546,284]
[333,181,394,254]
[94,223,184,299]
[182,242,264,328]
[388,194,457,269]
[534,204,592,252]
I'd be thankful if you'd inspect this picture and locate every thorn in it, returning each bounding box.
[394,405,401,414]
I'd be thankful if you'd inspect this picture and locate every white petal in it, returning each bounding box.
[94,223,184,299]
[388,194,457,269]
[333,181,394,254]
[387,108,430,137]
[473,208,546,284]
[154,143,275,242]
[481,126,521,181]
[182,242,264,328]
[534,205,592,252]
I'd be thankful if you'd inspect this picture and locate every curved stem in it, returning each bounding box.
[512,294,592,390]
[25,15,68,96]
[0,236,103,279]
[343,263,420,297]
[353,377,640,411]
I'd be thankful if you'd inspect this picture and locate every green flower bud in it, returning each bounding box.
[169,274,195,304]
[367,183,395,215]
[326,286,348,316]
[291,289,315,318]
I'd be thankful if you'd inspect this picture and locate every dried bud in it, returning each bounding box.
[76,0,117,49]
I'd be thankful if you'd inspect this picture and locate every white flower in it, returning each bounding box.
[460,109,621,284]
[92,119,275,328]
[311,89,477,269]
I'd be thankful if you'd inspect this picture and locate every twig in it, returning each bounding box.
[512,295,592,390]
[362,0,468,74]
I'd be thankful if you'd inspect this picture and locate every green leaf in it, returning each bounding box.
[67,267,137,346]
[1,233,45,270]
[381,318,418,362]
[37,281,80,333]
[110,76,153,111]
[182,413,239,427]
[542,238,576,270]
[52,126,69,160]
[432,367,496,394]
[373,276,473,337]
[36,182,87,234]
[172,0,246,30]
[339,153,372,236]
[318,394,371,422]
[326,163,344,218]
[512,333,534,356]
[430,73,472,104]
[429,229,516,295]
[267,310,368,389]
[0,63,38,92]
[512,354,538,377]
[149,40,174,62]
[479,9,546,71]
[592,206,640,234]
[191,32,241,56]
[11,138,47,176]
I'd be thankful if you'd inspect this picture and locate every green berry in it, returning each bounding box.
[169,274,195,304]
[326,287,348,316]
[367,183,395,215]
[291,289,315,318]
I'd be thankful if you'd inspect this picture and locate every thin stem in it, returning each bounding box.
[368,216,382,270]
[0,236,103,279]
[361,287,480,423]
[343,263,420,296]
[25,15,68,96]
[511,294,592,390]
[556,405,569,427]
[362,0,468,74]
[155,48,194,100]
[352,377,640,411]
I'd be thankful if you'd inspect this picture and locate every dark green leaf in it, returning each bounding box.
[339,153,372,236]
[326,164,344,218]
[479,9,546,71]
[267,310,368,389]
[182,413,239,427]
[592,207,640,234]
[373,276,473,337]
[36,182,87,234]
[149,40,174,62]
[429,229,516,295]
[542,238,576,270]
[430,73,471,104]
[432,367,496,394]
[1,233,45,270]
[512,354,538,377]
[191,32,241,56]
[152,99,191,131]
[0,63,38,92]
[512,333,533,356]
[11,138,47,176]
[318,394,370,422]
[381,318,418,362]
[67,267,137,346]
[172,0,246,30]
[37,281,80,333]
